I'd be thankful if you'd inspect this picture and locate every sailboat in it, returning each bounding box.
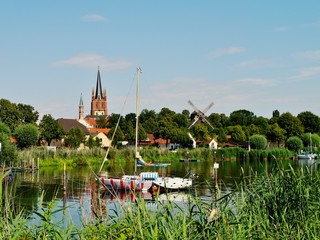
[98,67,192,192]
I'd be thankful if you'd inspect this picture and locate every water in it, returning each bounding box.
[6,158,319,227]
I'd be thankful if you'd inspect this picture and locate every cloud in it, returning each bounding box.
[234,59,271,70]
[290,66,320,79]
[52,53,133,71]
[208,47,245,58]
[81,14,107,22]
[234,78,276,87]
[297,50,320,59]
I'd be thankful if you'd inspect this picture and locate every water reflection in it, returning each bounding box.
[4,158,318,227]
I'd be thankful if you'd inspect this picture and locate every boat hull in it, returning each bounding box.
[151,177,192,193]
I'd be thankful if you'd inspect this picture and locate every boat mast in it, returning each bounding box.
[135,67,142,174]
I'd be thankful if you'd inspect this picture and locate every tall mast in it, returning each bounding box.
[135,67,142,174]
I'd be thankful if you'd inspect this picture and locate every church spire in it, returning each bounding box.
[79,93,84,120]
[95,66,103,100]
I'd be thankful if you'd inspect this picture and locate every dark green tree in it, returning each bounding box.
[17,103,39,124]
[14,124,39,149]
[0,122,11,136]
[253,116,269,135]
[217,127,228,146]
[64,127,85,149]
[0,99,21,132]
[297,111,320,133]
[229,125,246,144]
[266,123,286,147]
[39,114,64,146]
[229,109,256,126]
[278,112,304,140]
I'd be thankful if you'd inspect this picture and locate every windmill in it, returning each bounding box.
[188,100,214,130]
[187,100,216,149]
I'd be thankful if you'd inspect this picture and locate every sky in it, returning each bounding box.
[1,1,320,120]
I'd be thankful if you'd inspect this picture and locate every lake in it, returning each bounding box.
[6,158,319,227]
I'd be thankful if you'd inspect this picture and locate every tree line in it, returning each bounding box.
[0,98,319,163]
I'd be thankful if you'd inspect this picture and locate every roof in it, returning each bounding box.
[95,69,103,100]
[57,118,90,135]
[89,128,110,135]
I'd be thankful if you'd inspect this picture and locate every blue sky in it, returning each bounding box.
[1,1,320,120]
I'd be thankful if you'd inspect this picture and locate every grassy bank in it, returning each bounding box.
[1,163,319,239]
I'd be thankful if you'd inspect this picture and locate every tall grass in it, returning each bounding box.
[1,163,320,239]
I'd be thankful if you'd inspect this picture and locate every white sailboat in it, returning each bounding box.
[98,67,192,192]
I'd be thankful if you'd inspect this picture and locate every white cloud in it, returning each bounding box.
[234,78,276,87]
[52,54,133,71]
[234,59,271,70]
[82,14,107,22]
[208,47,245,58]
[289,66,320,80]
[297,50,320,59]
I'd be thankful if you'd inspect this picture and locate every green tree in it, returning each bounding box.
[229,109,256,126]
[266,123,286,147]
[39,114,64,146]
[229,125,246,144]
[300,133,320,149]
[14,124,39,149]
[64,127,85,149]
[96,115,108,128]
[191,124,210,142]
[0,133,17,164]
[287,136,303,153]
[297,111,320,133]
[253,116,269,135]
[0,98,21,132]
[173,113,189,128]
[278,112,304,140]
[0,122,11,136]
[217,127,227,146]
[107,126,124,146]
[17,103,39,124]
[249,134,267,150]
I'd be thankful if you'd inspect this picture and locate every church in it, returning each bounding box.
[57,68,111,149]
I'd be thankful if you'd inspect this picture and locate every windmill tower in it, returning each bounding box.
[187,100,216,148]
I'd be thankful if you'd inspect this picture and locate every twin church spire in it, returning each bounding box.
[78,67,108,119]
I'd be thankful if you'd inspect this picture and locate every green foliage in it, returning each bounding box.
[64,127,85,149]
[0,99,22,132]
[297,111,320,133]
[229,109,256,126]
[249,134,267,150]
[39,114,64,146]
[287,136,303,153]
[266,123,286,147]
[0,132,17,164]
[278,112,304,140]
[14,123,39,149]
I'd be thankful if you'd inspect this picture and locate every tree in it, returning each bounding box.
[17,103,39,124]
[253,116,269,135]
[14,124,39,149]
[287,136,303,153]
[266,123,286,147]
[297,111,320,133]
[208,113,222,129]
[0,122,11,136]
[249,134,267,150]
[173,113,189,128]
[217,127,228,146]
[0,98,21,132]
[96,115,108,128]
[229,109,256,126]
[229,125,246,144]
[300,133,320,149]
[278,112,304,140]
[39,114,64,146]
[64,127,85,149]
[107,126,124,146]
[191,124,210,142]
[0,130,17,164]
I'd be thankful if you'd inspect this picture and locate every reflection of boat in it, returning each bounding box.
[98,68,192,192]
[297,151,317,160]
[136,157,170,167]
[179,159,200,162]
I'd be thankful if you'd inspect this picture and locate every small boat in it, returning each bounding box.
[297,151,317,160]
[98,67,192,192]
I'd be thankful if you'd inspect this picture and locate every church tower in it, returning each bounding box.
[91,68,108,116]
[79,93,84,120]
